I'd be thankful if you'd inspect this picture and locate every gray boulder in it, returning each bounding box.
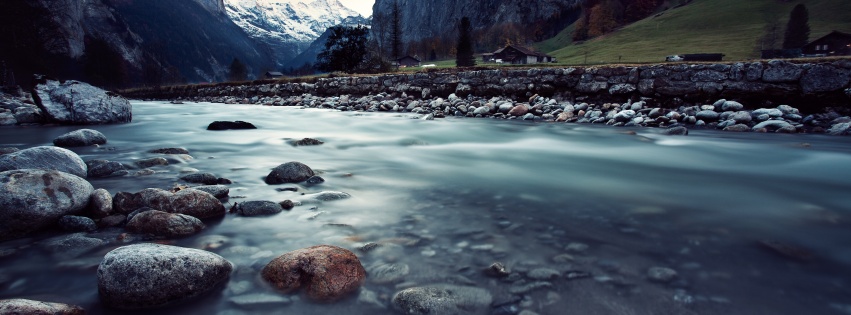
[180,173,218,185]
[86,160,127,178]
[731,111,753,123]
[97,243,232,310]
[801,64,851,94]
[392,284,493,315]
[89,188,113,218]
[265,161,315,184]
[613,110,636,122]
[0,299,84,315]
[33,78,132,124]
[53,129,107,147]
[721,100,744,111]
[58,215,97,232]
[0,146,87,178]
[695,110,720,121]
[828,122,851,136]
[662,126,689,136]
[235,201,284,217]
[137,188,226,219]
[126,210,205,238]
[0,169,93,241]
[40,233,106,259]
[192,185,230,198]
[753,120,793,131]
[723,124,751,132]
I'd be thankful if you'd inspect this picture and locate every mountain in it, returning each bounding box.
[224,0,367,67]
[0,0,274,87]
[286,16,371,69]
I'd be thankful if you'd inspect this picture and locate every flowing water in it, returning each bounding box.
[1,101,851,315]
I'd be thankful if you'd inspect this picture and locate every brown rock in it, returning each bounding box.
[126,210,205,238]
[508,104,529,117]
[0,298,84,315]
[113,191,144,214]
[137,188,225,219]
[262,245,366,301]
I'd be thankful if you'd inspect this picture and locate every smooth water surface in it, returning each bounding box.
[1,101,851,315]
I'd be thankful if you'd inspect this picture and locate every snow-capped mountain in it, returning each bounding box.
[224,0,367,67]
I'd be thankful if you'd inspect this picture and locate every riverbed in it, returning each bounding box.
[1,101,851,315]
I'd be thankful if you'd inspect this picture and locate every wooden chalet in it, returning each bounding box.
[492,45,555,64]
[802,31,851,56]
[396,55,421,67]
[265,71,284,79]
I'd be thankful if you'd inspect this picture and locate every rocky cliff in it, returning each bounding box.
[372,0,583,44]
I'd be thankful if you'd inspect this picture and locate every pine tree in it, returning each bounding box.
[782,4,810,49]
[455,17,476,67]
[228,58,247,81]
[315,25,370,74]
[391,0,403,59]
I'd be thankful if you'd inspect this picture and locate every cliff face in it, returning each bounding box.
[372,0,583,44]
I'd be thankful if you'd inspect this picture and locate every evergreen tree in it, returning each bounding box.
[455,17,476,67]
[429,49,437,61]
[315,25,370,74]
[391,0,403,59]
[228,58,248,81]
[782,4,810,49]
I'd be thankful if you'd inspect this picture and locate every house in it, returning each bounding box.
[265,71,284,79]
[492,45,555,64]
[802,31,851,56]
[396,55,421,67]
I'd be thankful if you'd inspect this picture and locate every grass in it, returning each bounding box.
[540,0,851,65]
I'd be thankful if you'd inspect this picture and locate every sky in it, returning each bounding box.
[338,0,374,17]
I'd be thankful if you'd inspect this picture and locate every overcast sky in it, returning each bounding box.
[339,0,374,17]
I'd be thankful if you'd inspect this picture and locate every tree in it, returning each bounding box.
[455,17,476,67]
[588,0,620,38]
[572,14,589,41]
[782,4,810,49]
[315,25,370,74]
[390,0,403,59]
[228,58,248,81]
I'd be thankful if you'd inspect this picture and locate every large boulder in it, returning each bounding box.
[32,78,132,124]
[97,243,232,310]
[392,284,493,315]
[800,64,851,94]
[265,162,315,185]
[235,201,284,217]
[0,299,84,315]
[262,245,366,301]
[207,121,257,130]
[0,169,93,241]
[136,188,226,219]
[53,129,107,147]
[86,159,127,178]
[0,146,87,178]
[126,210,205,238]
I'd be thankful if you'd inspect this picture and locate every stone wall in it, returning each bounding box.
[123,59,851,113]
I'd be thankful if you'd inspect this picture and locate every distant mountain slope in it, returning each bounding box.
[224,0,365,67]
[541,0,851,64]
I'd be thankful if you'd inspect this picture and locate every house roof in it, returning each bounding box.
[397,55,421,62]
[266,71,284,76]
[493,45,552,58]
[806,30,851,45]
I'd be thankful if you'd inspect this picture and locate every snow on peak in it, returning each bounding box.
[224,0,361,44]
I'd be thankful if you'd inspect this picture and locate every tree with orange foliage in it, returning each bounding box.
[588,0,620,38]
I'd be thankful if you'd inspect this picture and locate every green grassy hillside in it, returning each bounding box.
[535,0,851,65]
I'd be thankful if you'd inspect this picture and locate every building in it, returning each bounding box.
[802,31,851,56]
[491,45,555,64]
[396,56,421,68]
[265,71,284,79]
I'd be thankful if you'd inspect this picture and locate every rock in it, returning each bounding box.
[265,161,315,184]
[53,129,107,147]
[292,138,324,146]
[527,268,561,280]
[752,108,783,118]
[614,110,636,122]
[89,188,113,218]
[762,60,803,83]
[662,126,688,136]
[722,100,744,111]
[180,173,218,185]
[752,120,792,131]
[137,188,226,219]
[0,299,85,315]
[207,121,257,130]
[368,262,410,284]
[392,284,493,315]
[421,113,434,120]
[801,64,851,94]
[723,124,750,132]
[484,262,511,278]
[235,201,284,216]
[262,245,366,301]
[0,147,19,155]
[0,169,93,241]
[97,243,232,310]
[299,191,352,202]
[86,160,127,178]
[149,147,190,154]
[279,200,295,210]
[305,175,325,186]
[695,110,720,121]
[508,105,529,117]
[58,215,97,232]
[0,146,87,178]
[126,210,205,238]
[776,104,799,115]
[193,185,230,198]
[112,192,144,214]
[731,111,752,123]
[33,78,132,124]
[135,157,168,168]
[99,214,126,228]
[647,267,678,283]
[40,233,106,259]
[828,122,851,136]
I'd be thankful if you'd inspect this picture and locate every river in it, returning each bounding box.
[1,101,851,314]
